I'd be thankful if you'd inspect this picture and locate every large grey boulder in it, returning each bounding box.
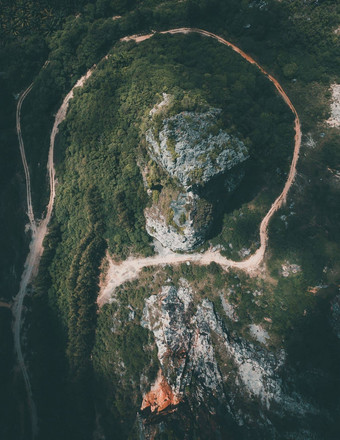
[146,107,248,189]
[143,94,248,252]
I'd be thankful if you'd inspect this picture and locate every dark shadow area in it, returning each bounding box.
[283,295,340,439]
[140,399,243,440]
[0,309,17,440]
[198,161,265,240]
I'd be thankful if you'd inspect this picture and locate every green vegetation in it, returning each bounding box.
[268,128,340,285]
[1,0,339,439]
[166,136,178,161]
[211,203,265,260]
[0,309,21,440]
[179,211,186,225]
[51,30,293,257]
[0,84,28,303]
[93,304,159,437]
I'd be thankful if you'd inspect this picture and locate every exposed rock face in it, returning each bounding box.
[140,283,227,423]
[143,94,248,252]
[141,282,283,406]
[145,191,211,252]
[249,324,270,345]
[326,83,340,128]
[220,292,239,322]
[140,281,321,438]
[146,106,248,189]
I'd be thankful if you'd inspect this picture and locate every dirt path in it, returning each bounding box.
[98,28,301,306]
[14,27,302,433]
[13,66,96,439]
[16,83,37,236]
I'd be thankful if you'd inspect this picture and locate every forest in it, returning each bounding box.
[25,31,293,438]
[0,0,339,439]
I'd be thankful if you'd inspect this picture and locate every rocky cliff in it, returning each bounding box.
[145,190,212,251]
[146,98,248,189]
[142,93,248,252]
[139,281,325,439]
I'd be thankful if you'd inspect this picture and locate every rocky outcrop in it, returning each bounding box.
[141,282,226,405]
[146,105,248,189]
[326,83,340,128]
[140,281,321,437]
[249,324,270,345]
[143,94,248,252]
[280,261,301,277]
[141,282,283,407]
[145,191,211,251]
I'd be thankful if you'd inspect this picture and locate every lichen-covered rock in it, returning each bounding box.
[141,283,225,404]
[144,191,212,251]
[141,283,283,407]
[142,94,249,251]
[249,324,270,345]
[141,281,320,435]
[146,105,248,189]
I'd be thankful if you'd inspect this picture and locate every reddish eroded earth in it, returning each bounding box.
[141,370,181,413]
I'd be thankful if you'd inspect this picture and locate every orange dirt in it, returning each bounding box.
[141,370,181,413]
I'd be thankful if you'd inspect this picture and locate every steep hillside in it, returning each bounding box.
[1,1,339,439]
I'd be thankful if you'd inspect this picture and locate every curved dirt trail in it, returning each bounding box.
[13,67,96,439]
[16,84,37,236]
[14,27,301,432]
[98,28,301,306]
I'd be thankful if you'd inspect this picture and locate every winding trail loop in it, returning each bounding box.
[16,84,37,236]
[98,28,301,306]
[14,28,302,434]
